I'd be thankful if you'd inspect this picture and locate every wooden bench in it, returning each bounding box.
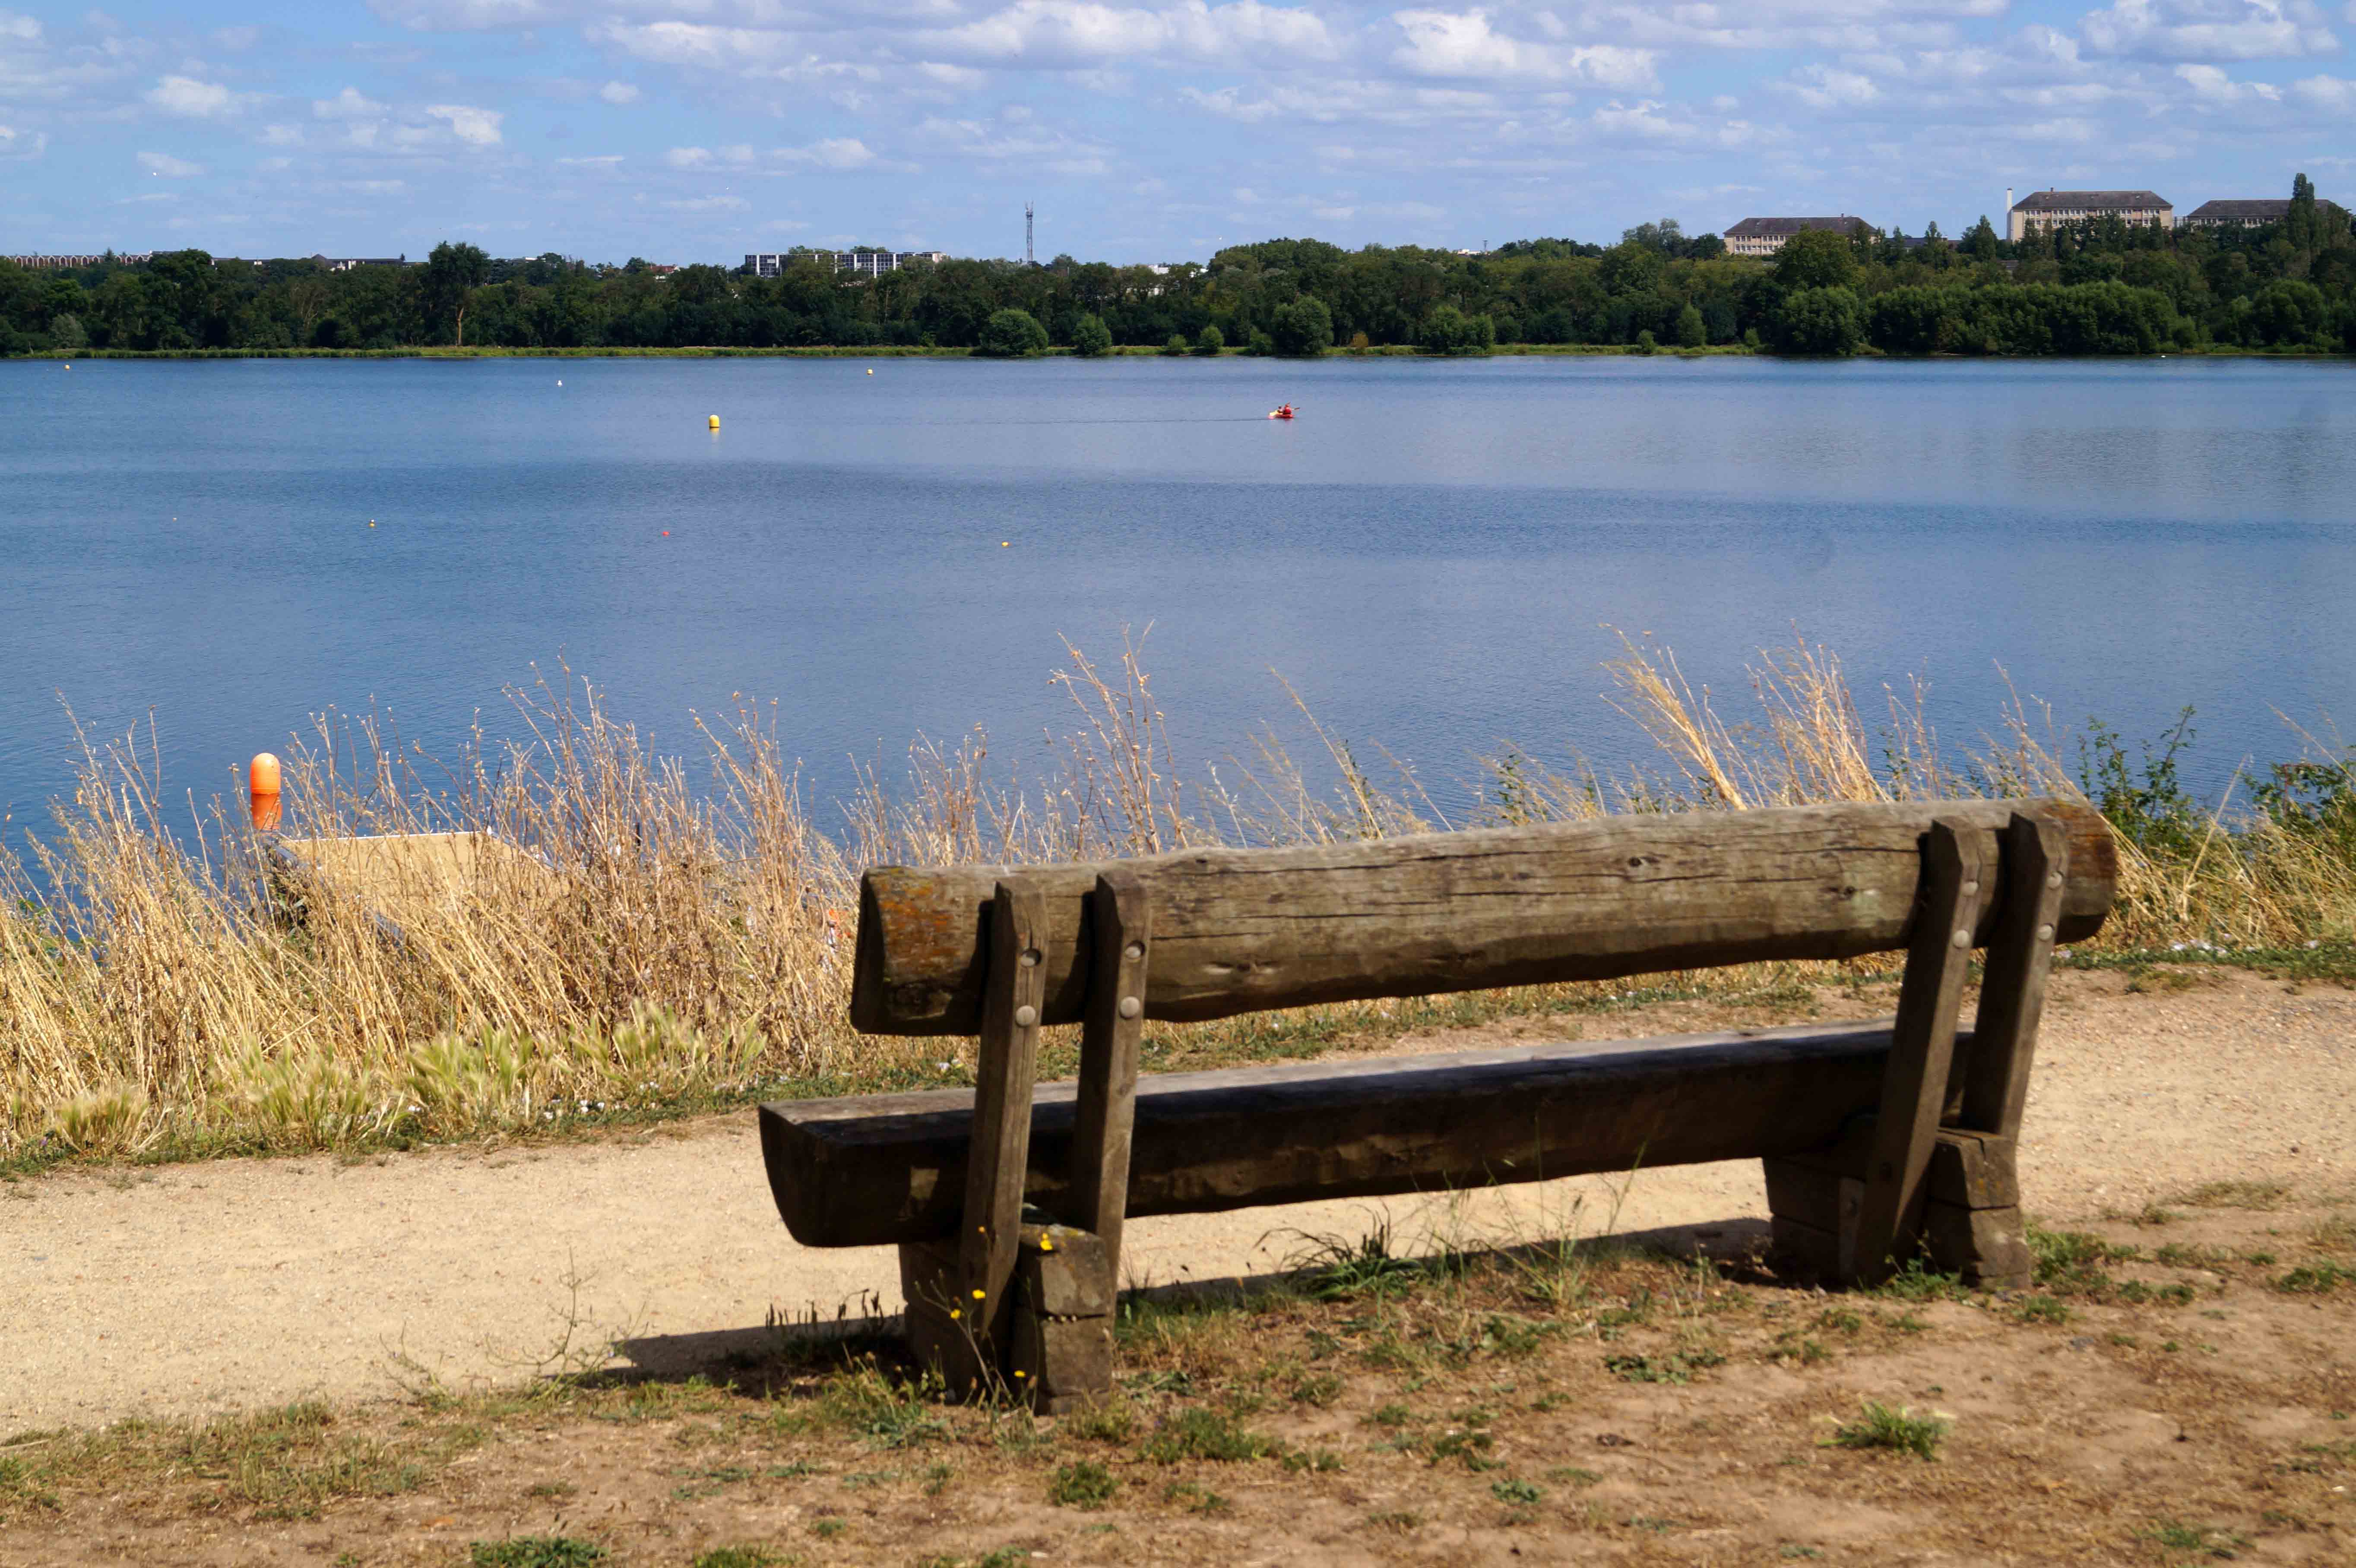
[758,799,2115,1410]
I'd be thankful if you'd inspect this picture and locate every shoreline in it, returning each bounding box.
[10,342,2349,363]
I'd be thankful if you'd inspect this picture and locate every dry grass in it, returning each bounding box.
[5,631,2355,1161]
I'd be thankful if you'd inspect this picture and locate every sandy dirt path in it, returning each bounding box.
[5,969,2350,1435]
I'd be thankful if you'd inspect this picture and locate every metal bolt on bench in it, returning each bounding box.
[760,800,2115,1409]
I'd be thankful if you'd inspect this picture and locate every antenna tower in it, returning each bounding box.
[1025,202,1035,265]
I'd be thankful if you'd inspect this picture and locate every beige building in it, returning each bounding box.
[2006,190,2172,241]
[1721,216,1866,257]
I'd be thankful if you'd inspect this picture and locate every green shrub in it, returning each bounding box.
[1142,1408,1279,1463]
[471,1538,605,1567]
[1070,313,1113,357]
[1830,1401,1947,1460]
[976,309,1049,358]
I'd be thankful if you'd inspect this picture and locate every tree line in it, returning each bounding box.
[4,177,2350,358]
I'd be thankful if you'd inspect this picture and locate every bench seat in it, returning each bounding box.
[760,1020,1932,1249]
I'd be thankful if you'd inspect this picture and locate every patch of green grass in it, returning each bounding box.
[1829,1401,1948,1461]
[808,1518,848,1540]
[817,1363,950,1449]
[1770,1332,1830,1366]
[2176,1179,2290,1211]
[1367,1402,1413,1428]
[2115,1280,2198,1306]
[2012,1294,2072,1325]
[1872,1259,1968,1302]
[1545,1465,1603,1486]
[1049,1459,1119,1509]
[2029,1225,2131,1296]
[1366,1509,1422,1531]
[2139,1519,2252,1560]
[1603,1350,1721,1384]
[691,1549,786,1568]
[1141,1408,1280,1464]
[1815,1308,1863,1334]
[1290,1224,1428,1300]
[1491,1477,1544,1505]
[2277,1262,2355,1294]
[1291,1371,1344,1407]
[1063,1397,1136,1443]
[1428,1426,1501,1471]
[471,1538,606,1568]
[1164,1480,1231,1514]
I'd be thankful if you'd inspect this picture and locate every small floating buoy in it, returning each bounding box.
[1001,541,1010,547]
[369,518,376,527]
[249,752,282,831]
[556,379,563,386]
[662,530,671,537]
[867,368,874,375]
[708,414,720,430]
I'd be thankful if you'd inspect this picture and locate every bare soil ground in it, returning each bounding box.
[2,966,2353,1566]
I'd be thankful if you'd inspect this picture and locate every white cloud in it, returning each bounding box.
[146,73,238,117]
[2080,0,2340,60]
[1783,62,1881,105]
[557,152,625,163]
[2295,70,2356,106]
[598,78,639,102]
[426,103,504,143]
[259,123,303,144]
[0,121,48,158]
[314,86,387,118]
[664,193,748,209]
[665,144,713,167]
[2175,60,2284,100]
[776,136,877,168]
[1390,10,1656,85]
[925,0,1338,66]
[138,149,205,176]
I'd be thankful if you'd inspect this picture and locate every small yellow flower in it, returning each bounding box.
[1039,1237,1055,1252]
[948,1309,962,1320]
[972,1288,986,1299]
[1013,1370,1027,1379]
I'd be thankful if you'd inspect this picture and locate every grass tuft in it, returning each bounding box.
[1830,1401,1948,1461]
[470,1539,606,1568]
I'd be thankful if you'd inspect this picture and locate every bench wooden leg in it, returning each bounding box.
[1849,817,1987,1285]
[1006,1223,1117,1413]
[922,879,1048,1398]
[1768,1128,2029,1288]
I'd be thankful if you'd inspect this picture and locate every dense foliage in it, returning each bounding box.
[4,183,2351,358]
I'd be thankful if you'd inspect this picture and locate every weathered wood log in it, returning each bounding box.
[760,1020,1934,1249]
[850,799,2114,1037]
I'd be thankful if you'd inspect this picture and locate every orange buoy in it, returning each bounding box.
[249,752,282,831]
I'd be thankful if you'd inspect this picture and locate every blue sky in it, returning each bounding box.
[2,0,2350,263]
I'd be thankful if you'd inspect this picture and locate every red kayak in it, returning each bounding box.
[1268,403,1296,420]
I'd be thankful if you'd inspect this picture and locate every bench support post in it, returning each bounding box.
[906,874,1149,1411]
[904,879,1048,1399]
[1767,811,2062,1290]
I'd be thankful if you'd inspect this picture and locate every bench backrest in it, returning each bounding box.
[852,797,2115,1035]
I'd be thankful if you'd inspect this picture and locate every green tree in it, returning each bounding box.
[977,307,1050,357]
[1673,302,1706,348]
[1772,286,1863,355]
[1162,332,1188,355]
[421,241,490,345]
[1192,324,1224,356]
[1070,312,1113,356]
[1773,228,1859,290]
[1269,296,1333,356]
[2288,172,2320,253]
[1633,328,1657,354]
[1962,217,2002,263]
[1417,305,1495,354]
[49,312,87,351]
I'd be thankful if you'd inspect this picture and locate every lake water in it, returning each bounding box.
[3,354,2353,841]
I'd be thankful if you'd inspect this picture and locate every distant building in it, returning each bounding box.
[307,253,408,271]
[2006,190,2171,242]
[1722,217,1866,257]
[4,253,153,269]
[2179,197,2345,229]
[744,250,948,279]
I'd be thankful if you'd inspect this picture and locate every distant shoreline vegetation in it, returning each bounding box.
[6,180,2352,361]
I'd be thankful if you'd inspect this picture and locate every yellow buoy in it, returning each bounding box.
[867,368,874,375]
[1001,541,1010,547]
[708,414,721,430]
